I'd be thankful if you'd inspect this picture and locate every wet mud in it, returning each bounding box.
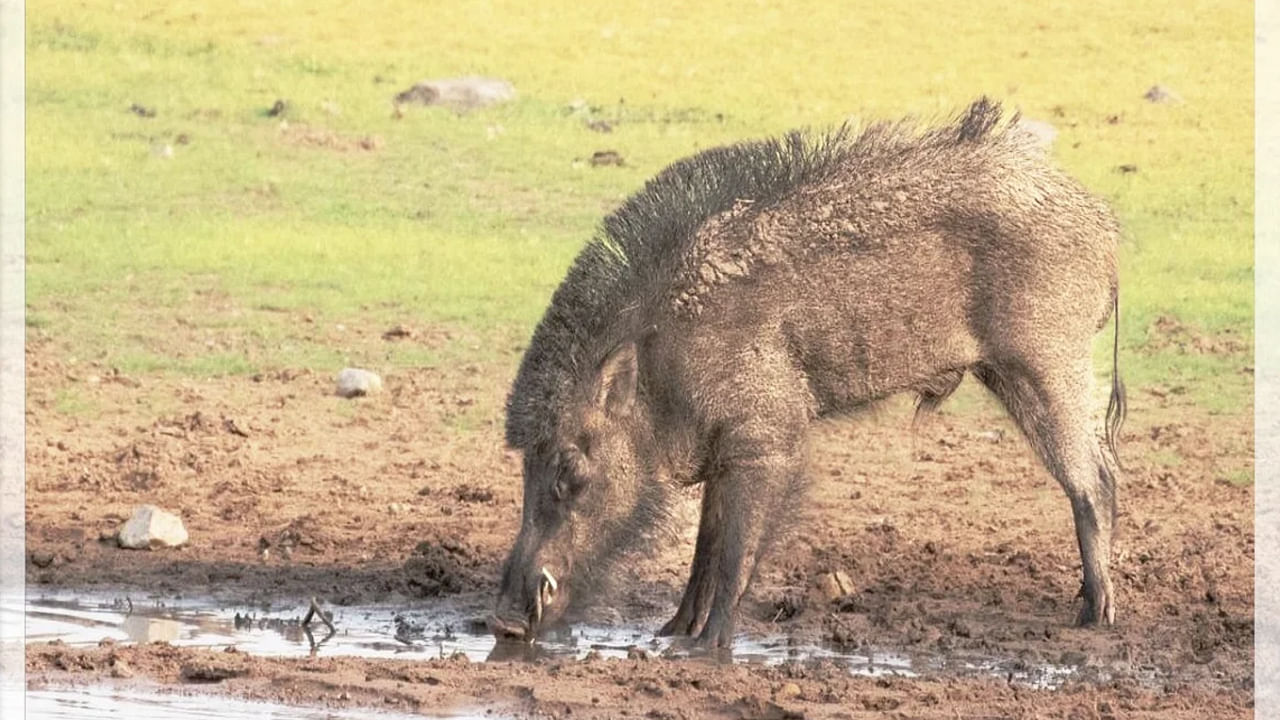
[23,334,1254,717]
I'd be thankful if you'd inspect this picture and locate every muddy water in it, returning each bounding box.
[15,589,1084,690]
[26,684,489,720]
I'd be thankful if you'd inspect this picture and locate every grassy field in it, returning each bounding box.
[26,0,1253,409]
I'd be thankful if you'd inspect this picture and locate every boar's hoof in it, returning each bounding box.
[1075,584,1115,627]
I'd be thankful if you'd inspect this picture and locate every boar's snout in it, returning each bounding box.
[489,564,565,642]
[487,613,530,641]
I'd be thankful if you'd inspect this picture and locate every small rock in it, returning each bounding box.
[976,429,1005,443]
[394,77,516,110]
[388,502,407,515]
[1016,118,1057,148]
[129,103,156,118]
[117,504,189,549]
[30,551,55,568]
[180,659,249,682]
[110,659,134,678]
[586,119,614,133]
[637,679,664,697]
[626,645,650,661]
[815,570,855,602]
[777,682,802,700]
[382,324,414,340]
[1117,163,1139,174]
[454,485,494,503]
[1143,84,1182,104]
[589,150,624,167]
[336,368,382,398]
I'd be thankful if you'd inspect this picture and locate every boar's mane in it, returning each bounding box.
[505,99,1026,449]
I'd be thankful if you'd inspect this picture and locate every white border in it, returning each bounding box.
[0,0,24,714]
[1257,0,1277,713]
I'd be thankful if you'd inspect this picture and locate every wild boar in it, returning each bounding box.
[490,98,1126,648]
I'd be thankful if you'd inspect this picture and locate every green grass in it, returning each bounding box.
[1149,448,1184,468]
[1221,469,1254,486]
[27,0,1253,412]
[52,387,97,416]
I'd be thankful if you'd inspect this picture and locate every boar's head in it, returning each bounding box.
[490,340,667,641]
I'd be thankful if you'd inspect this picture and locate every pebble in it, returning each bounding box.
[1017,118,1057,148]
[335,368,382,398]
[626,646,650,661]
[976,429,1005,443]
[394,77,516,110]
[815,570,855,601]
[117,504,189,549]
[1143,84,1183,104]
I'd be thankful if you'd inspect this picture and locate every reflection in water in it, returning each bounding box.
[13,590,1095,691]
[486,639,541,663]
[121,616,180,644]
[27,686,491,720]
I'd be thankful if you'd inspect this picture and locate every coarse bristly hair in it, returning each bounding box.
[505,98,1030,450]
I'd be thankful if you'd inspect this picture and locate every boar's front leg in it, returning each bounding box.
[658,467,728,639]
[660,426,804,648]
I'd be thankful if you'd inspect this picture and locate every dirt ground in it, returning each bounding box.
[23,322,1255,718]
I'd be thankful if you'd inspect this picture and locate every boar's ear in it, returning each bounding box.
[593,341,638,416]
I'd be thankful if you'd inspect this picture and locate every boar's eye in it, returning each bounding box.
[552,451,588,502]
[576,433,592,458]
[553,473,585,503]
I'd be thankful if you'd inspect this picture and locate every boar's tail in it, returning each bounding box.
[1104,292,1127,471]
[956,96,1007,143]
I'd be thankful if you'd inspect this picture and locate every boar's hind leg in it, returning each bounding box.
[660,432,805,647]
[973,358,1117,626]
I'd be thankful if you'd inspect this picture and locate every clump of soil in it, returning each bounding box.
[1146,314,1249,355]
[279,125,382,152]
[402,538,485,597]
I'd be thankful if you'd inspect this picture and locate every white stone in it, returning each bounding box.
[117,505,189,549]
[1017,118,1058,149]
[394,77,516,110]
[336,368,382,398]
[1143,84,1183,104]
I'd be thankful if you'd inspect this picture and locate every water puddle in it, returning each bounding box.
[26,684,488,720]
[14,589,1092,690]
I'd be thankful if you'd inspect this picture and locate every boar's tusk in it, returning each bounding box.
[541,566,558,595]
